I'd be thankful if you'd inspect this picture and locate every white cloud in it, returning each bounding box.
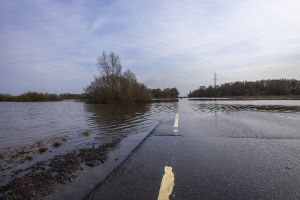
[0,0,300,94]
[91,17,107,31]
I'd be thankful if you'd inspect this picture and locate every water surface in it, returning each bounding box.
[0,101,177,148]
[0,99,299,188]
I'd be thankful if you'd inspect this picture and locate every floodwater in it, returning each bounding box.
[0,101,177,149]
[1,99,300,198]
[0,101,177,187]
[0,99,299,155]
[86,99,300,200]
[1,100,299,149]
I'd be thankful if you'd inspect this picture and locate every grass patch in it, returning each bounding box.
[52,141,62,148]
[36,141,48,153]
[25,154,33,160]
[81,130,90,136]
[38,146,48,153]
[51,137,67,148]
[11,145,30,158]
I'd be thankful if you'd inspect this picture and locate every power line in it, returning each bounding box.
[213,73,217,99]
[213,73,217,89]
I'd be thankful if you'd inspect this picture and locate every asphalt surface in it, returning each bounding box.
[86,100,300,200]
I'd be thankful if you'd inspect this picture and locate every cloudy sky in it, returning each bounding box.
[1,0,300,95]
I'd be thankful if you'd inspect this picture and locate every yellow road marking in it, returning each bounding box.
[157,166,175,200]
[173,113,179,128]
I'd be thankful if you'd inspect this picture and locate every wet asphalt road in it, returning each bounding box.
[86,100,300,200]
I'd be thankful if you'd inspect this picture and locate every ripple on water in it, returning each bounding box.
[0,101,178,186]
[190,101,300,115]
[0,101,177,149]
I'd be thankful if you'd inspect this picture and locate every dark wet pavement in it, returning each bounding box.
[86,99,300,200]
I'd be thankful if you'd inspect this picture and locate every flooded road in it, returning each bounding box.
[87,99,300,200]
[1,99,300,199]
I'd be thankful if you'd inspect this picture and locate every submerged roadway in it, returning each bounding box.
[86,99,300,200]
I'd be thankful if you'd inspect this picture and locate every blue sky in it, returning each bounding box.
[1,0,300,95]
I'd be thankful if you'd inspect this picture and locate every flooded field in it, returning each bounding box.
[0,101,172,148]
[1,100,298,149]
[0,99,300,199]
[0,101,177,189]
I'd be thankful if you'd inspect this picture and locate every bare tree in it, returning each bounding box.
[97,51,122,96]
[98,51,122,77]
[85,51,151,104]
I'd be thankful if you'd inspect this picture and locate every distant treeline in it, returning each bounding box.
[150,88,179,98]
[188,79,300,97]
[0,92,84,102]
[59,93,84,100]
[0,92,60,102]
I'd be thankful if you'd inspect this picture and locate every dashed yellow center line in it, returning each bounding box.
[157,166,175,200]
[173,113,179,132]
[173,113,179,133]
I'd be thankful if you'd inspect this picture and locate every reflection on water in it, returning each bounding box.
[189,99,300,106]
[184,100,300,140]
[0,101,177,149]
[0,100,298,149]
[1,99,298,150]
[0,99,299,185]
[84,103,155,142]
[190,100,300,114]
[0,101,177,187]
